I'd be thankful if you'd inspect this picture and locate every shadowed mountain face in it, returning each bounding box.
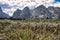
[12,9,22,19]
[0,7,9,18]
[0,5,60,19]
[11,5,60,19]
[31,5,51,19]
[47,6,60,19]
[20,7,31,19]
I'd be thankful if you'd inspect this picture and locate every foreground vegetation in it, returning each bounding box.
[0,19,60,40]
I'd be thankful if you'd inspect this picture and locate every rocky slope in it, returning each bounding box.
[31,5,51,19]
[0,5,60,19]
[47,6,60,19]
[20,7,32,19]
[0,7,9,18]
[12,9,22,19]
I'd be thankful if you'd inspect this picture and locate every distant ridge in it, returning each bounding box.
[0,5,60,19]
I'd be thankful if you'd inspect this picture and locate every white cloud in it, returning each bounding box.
[0,0,60,16]
[0,0,60,8]
[2,8,16,16]
[54,2,60,7]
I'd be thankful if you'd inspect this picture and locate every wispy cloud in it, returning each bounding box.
[0,0,60,8]
[0,0,60,16]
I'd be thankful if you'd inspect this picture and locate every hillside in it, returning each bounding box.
[0,19,60,40]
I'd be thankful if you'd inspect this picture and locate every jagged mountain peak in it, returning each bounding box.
[48,6,60,10]
[23,6,30,11]
[16,9,22,12]
[15,9,22,13]
[31,5,51,19]
[47,6,60,19]
[12,9,22,19]
[0,5,60,19]
[48,6,56,10]
[14,9,22,13]
[36,5,46,9]
[20,6,31,19]
[47,6,60,12]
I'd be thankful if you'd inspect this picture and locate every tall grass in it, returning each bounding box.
[0,19,60,40]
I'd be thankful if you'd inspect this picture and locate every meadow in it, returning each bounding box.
[0,19,60,40]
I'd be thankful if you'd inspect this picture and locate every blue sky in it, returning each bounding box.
[55,0,60,2]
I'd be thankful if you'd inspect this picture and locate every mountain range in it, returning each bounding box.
[0,5,60,19]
